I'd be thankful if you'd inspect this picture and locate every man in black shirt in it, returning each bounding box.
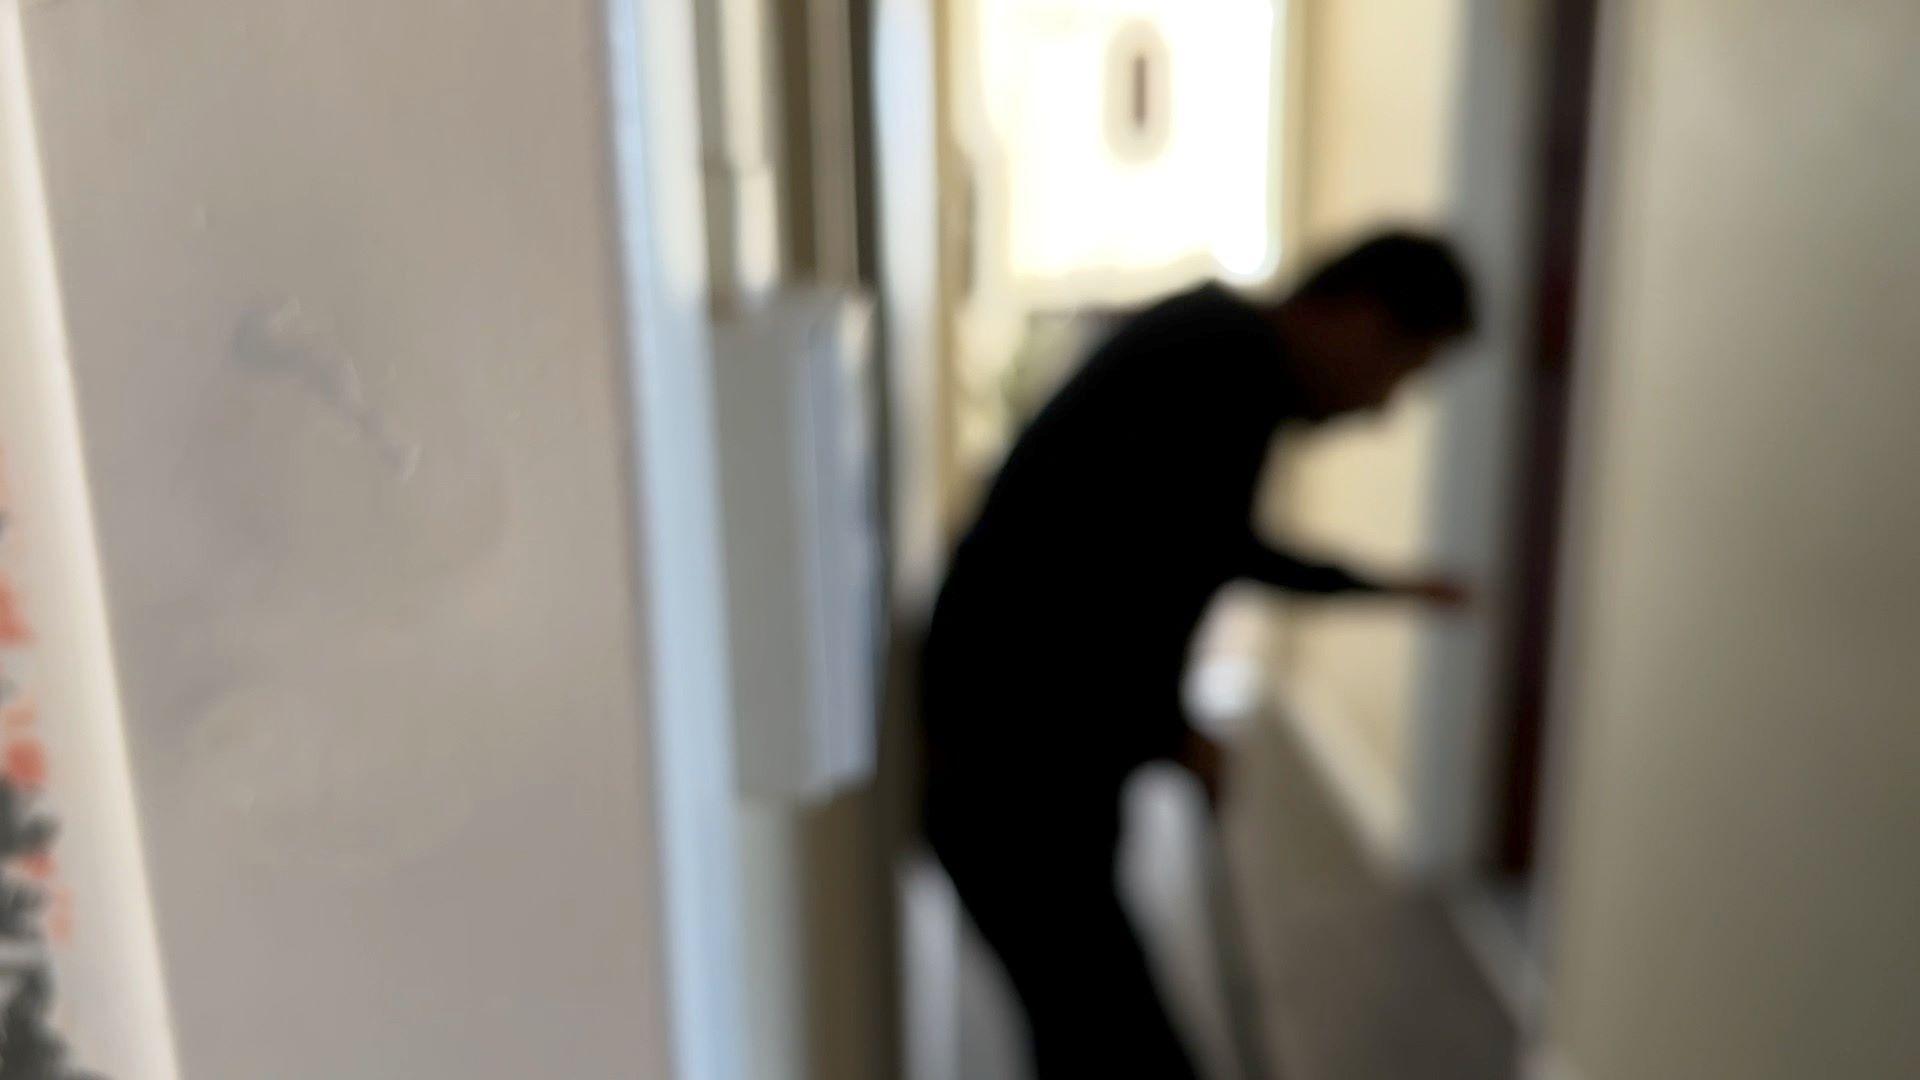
[921,232,1475,1078]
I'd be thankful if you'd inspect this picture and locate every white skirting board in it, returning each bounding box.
[1444,885,1544,1017]
[1265,681,1411,877]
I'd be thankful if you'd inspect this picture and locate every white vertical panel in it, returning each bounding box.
[0,6,177,1075]
[607,0,752,1075]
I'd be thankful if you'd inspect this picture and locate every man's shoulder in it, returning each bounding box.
[1124,281,1273,344]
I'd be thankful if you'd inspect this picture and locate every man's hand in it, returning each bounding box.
[1177,730,1228,812]
[1389,575,1471,608]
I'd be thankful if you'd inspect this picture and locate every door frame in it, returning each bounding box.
[605,1,754,1076]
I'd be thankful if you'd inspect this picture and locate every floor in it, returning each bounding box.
[1216,716,1517,1080]
[908,710,1515,1080]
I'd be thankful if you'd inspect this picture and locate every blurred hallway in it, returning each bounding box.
[918,705,1513,1080]
[5,0,1917,1075]
[1220,715,1513,1080]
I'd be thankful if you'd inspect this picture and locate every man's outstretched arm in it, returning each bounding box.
[1240,535,1471,603]
[1239,536,1383,594]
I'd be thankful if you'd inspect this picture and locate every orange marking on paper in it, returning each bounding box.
[17,851,54,881]
[0,578,30,646]
[3,739,47,790]
[0,698,33,731]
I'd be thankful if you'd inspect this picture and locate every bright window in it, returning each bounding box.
[968,0,1285,296]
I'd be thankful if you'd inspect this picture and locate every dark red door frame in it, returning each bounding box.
[1490,0,1602,876]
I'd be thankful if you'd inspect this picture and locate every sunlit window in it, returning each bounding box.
[968,0,1285,297]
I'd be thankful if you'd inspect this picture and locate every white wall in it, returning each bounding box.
[1270,0,1465,866]
[1543,1,1920,1075]
[17,1,697,1075]
[874,0,948,612]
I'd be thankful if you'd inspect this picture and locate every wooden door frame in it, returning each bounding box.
[1486,0,1603,880]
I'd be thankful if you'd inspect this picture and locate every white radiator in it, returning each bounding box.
[711,288,881,800]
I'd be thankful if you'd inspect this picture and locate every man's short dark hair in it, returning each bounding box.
[1294,230,1475,339]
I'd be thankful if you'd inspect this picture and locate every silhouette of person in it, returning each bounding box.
[921,232,1476,1078]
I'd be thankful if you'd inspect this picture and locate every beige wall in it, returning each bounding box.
[1272,0,1465,857]
[17,2,685,1075]
[1544,1,1920,1075]
[1297,0,1465,238]
[0,9,177,1073]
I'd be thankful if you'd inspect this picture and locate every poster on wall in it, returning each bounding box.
[0,447,98,1079]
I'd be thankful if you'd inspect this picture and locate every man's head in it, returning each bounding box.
[1275,231,1475,419]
